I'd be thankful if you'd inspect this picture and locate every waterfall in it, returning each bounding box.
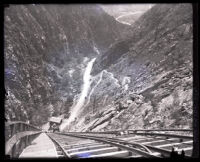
[84,70,121,107]
[84,70,104,107]
[60,58,96,131]
[122,76,131,91]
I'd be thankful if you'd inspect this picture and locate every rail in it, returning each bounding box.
[5,121,42,158]
[5,123,193,158]
[60,129,193,158]
[55,132,161,158]
[68,129,192,135]
[75,129,193,139]
[128,132,193,140]
[47,134,71,158]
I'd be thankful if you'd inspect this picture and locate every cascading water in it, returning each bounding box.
[122,76,131,91]
[85,70,121,107]
[84,70,104,107]
[60,58,96,131]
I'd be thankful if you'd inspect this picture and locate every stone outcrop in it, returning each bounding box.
[75,4,193,131]
[4,4,131,125]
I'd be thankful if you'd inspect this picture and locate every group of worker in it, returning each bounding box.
[170,146,185,158]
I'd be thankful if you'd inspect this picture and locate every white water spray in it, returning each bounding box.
[85,70,121,107]
[60,58,96,130]
[84,70,104,107]
[122,76,131,91]
[94,45,100,55]
[104,70,121,87]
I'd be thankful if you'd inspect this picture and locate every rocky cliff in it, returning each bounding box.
[4,4,131,125]
[69,4,193,132]
[4,4,193,131]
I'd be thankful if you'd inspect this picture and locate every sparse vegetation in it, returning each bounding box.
[5,4,192,131]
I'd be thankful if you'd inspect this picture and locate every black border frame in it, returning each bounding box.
[0,0,199,160]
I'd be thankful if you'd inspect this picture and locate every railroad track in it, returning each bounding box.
[46,131,193,158]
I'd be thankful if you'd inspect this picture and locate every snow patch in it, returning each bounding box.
[116,20,131,25]
[116,11,143,20]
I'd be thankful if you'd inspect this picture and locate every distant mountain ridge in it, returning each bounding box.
[101,4,153,25]
[4,4,193,131]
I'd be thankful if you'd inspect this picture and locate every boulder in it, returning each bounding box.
[135,98,143,105]
[169,82,173,86]
[117,101,129,111]
[84,115,90,124]
[173,60,178,66]
[129,93,138,101]
[127,100,133,105]
[183,69,190,76]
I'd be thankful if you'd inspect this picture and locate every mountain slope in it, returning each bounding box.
[101,4,153,25]
[70,4,193,132]
[4,4,132,125]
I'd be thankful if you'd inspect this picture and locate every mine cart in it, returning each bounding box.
[48,117,62,132]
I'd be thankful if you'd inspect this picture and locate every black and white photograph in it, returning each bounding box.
[3,3,198,159]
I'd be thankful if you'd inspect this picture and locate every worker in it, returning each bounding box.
[170,146,179,158]
[180,150,185,158]
[52,123,57,132]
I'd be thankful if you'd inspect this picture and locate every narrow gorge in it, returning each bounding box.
[4,4,193,133]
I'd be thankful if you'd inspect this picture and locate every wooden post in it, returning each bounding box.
[29,135,34,145]
[20,137,26,154]
[10,124,15,137]
[14,141,21,158]
[20,137,26,151]
[11,143,16,157]
[20,123,24,132]
[23,124,28,132]
[5,126,11,142]
[17,139,23,157]
[26,136,30,146]
[15,123,19,134]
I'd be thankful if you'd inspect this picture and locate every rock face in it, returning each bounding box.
[72,4,193,132]
[4,4,131,125]
[5,4,193,131]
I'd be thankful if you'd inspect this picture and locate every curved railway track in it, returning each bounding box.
[46,131,193,158]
